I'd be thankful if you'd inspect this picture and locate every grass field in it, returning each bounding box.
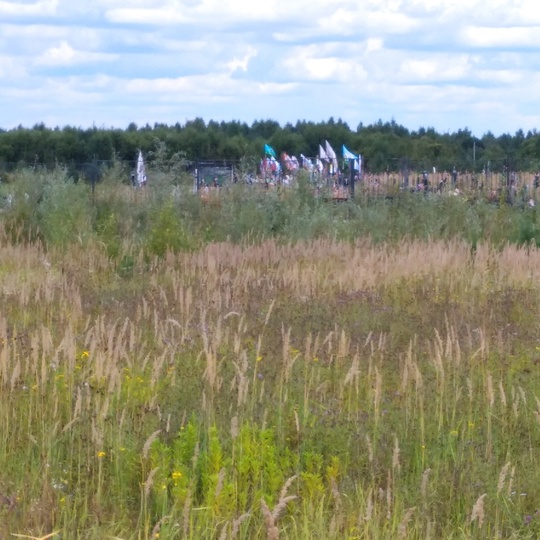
[1,171,540,538]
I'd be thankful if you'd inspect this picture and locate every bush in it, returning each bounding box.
[145,197,198,256]
[37,169,94,247]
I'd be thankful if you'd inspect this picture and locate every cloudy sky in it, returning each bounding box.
[1,0,539,136]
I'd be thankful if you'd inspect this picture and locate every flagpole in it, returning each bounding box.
[350,159,355,197]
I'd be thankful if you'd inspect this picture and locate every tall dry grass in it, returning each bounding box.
[1,225,540,537]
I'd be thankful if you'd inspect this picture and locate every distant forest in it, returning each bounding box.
[1,118,540,173]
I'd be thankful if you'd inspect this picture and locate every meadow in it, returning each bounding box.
[1,168,540,538]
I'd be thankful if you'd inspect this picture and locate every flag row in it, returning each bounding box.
[263,141,361,174]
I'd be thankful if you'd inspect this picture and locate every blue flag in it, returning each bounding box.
[264,144,277,159]
[342,145,357,160]
[343,145,361,171]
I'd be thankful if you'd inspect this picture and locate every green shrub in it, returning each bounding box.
[37,170,94,247]
[145,198,198,256]
[1,168,47,242]
[94,203,122,259]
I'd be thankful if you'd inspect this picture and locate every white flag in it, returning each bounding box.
[136,150,147,187]
[325,140,337,160]
[301,154,313,171]
[325,140,338,172]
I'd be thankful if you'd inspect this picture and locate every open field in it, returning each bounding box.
[2,229,540,538]
[2,170,540,538]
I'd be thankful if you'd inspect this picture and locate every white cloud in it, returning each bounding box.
[123,72,298,102]
[38,40,75,64]
[281,44,368,83]
[105,7,189,25]
[104,0,284,26]
[35,40,118,66]
[224,46,257,73]
[0,0,58,17]
[1,23,108,56]
[460,26,540,48]
[366,38,383,52]
[274,4,419,42]
[398,55,474,83]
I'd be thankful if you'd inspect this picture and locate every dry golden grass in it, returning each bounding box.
[2,225,540,537]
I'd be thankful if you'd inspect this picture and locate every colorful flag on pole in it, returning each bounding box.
[343,145,361,171]
[281,152,293,171]
[264,144,277,159]
[342,145,357,160]
[319,144,328,160]
[261,155,280,176]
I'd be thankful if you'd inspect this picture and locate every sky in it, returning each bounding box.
[1,0,540,136]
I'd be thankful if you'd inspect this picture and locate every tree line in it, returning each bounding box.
[1,118,540,173]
